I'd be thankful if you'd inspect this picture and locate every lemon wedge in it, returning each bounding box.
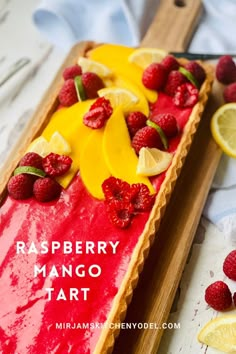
[211,103,236,158]
[49,131,71,155]
[26,136,51,157]
[128,48,168,69]
[198,315,236,353]
[98,87,139,114]
[78,57,112,77]
[27,132,71,157]
[137,147,173,176]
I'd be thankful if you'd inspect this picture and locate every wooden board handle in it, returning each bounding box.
[141,0,202,50]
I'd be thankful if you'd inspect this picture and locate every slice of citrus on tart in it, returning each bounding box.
[198,315,236,353]
[128,47,168,69]
[77,57,112,77]
[211,103,236,158]
[98,87,139,113]
[137,147,173,176]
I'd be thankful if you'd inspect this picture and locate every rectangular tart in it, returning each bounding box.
[0,42,214,353]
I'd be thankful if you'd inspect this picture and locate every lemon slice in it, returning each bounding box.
[211,103,236,158]
[198,315,236,353]
[98,87,139,113]
[49,131,71,155]
[128,48,168,69]
[78,57,112,77]
[137,147,173,176]
[26,136,51,157]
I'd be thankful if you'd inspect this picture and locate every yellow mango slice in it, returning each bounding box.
[80,129,111,200]
[42,100,95,188]
[89,44,157,103]
[113,74,150,116]
[103,107,155,193]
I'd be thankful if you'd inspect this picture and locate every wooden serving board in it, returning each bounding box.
[113,0,224,353]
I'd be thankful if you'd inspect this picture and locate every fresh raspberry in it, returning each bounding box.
[223,82,236,103]
[58,79,78,107]
[233,292,236,306]
[173,82,199,108]
[161,55,180,74]
[205,281,232,311]
[164,70,187,96]
[129,183,155,211]
[216,55,236,84]
[42,153,72,177]
[102,176,130,203]
[33,177,61,202]
[132,126,163,155]
[126,111,147,137]
[19,152,43,170]
[106,200,133,229]
[90,97,113,118]
[142,63,167,90]
[83,107,108,129]
[185,61,206,87]
[62,64,82,80]
[81,72,104,99]
[7,174,34,200]
[150,113,178,138]
[223,250,236,281]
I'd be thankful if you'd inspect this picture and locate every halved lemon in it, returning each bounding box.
[98,87,139,113]
[26,136,51,157]
[78,57,112,77]
[49,131,71,155]
[211,103,236,158]
[128,48,168,69]
[198,315,236,353]
[137,147,173,176]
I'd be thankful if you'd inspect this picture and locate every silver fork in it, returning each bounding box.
[0,57,31,87]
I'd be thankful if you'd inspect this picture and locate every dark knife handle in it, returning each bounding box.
[170,52,235,60]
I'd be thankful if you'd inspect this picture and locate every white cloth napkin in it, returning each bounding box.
[32,0,236,243]
[33,0,160,50]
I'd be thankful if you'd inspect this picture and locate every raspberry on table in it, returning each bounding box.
[7,174,35,200]
[129,183,155,212]
[142,63,167,90]
[185,61,206,86]
[173,82,199,108]
[81,72,105,99]
[33,177,61,202]
[132,126,163,155]
[205,280,232,311]
[19,152,43,170]
[58,79,78,107]
[63,64,82,80]
[150,113,178,138]
[126,111,147,137]
[216,55,236,85]
[164,70,187,96]
[42,153,72,177]
[161,55,180,74]
[223,82,236,103]
[223,250,236,281]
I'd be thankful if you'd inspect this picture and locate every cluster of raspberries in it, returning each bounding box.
[102,176,155,228]
[58,64,105,107]
[7,152,72,202]
[142,54,206,108]
[205,250,236,311]
[216,55,236,103]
